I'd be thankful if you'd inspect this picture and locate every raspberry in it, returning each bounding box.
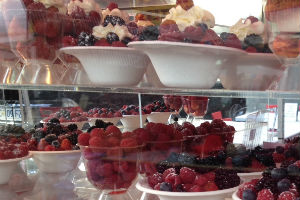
[90,128,105,138]
[204,181,218,191]
[273,152,286,163]
[71,6,86,19]
[189,185,204,192]
[112,41,127,47]
[203,172,215,181]
[78,133,90,146]
[220,32,242,49]
[105,125,122,138]
[44,145,55,151]
[257,189,274,200]
[237,182,256,198]
[37,139,48,151]
[113,161,129,173]
[246,16,259,24]
[120,138,138,148]
[159,23,180,35]
[133,128,151,144]
[245,46,258,53]
[89,137,106,147]
[61,139,72,150]
[163,168,176,180]
[154,183,161,190]
[182,183,193,191]
[183,26,206,43]
[96,163,114,177]
[62,36,77,47]
[95,39,111,46]
[179,167,196,184]
[107,136,120,147]
[194,174,208,187]
[107,2,118,11]
[148,172,163,188]
[165,173,182,187]
[88,11,101,27]
[201,29,224,46]
[278,191,296,200]
[176,0,194,10]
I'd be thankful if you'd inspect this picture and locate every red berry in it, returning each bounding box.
[189,185,204,192]
[90,128,105,138]
[246,16,259,24]
[120,138,138,148]
[37,139,48,151]
[61,139,72,150]
[194,174,208,187]
[237,182,255,198]
[107,2,118,11]
[257,189,274,200]
[111,41,127,47]
[105,125,122,138]
[273,152,286,163]
[204,181,218,191]
[246,46,258,53]
[96,163,114,177]
[78,133,90,146]
[162,168,176,180]
[293,160,300,168]
[179,167,196,184]
[95,39,111,46]
[154,183,161,190]
[165,173,182,187]
[148,172,163,188]
[89,137,106,147]
[88,11,101,27]
[203,172,215,181]
[182,183,193,191]
[44,145,55,151]
[278,191,296,200]
[107,136,120,147]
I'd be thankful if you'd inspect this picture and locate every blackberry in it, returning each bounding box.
[95,119,113,129]
[87,126,96,133]
[46,124,64,136]
[156,160,172,174]
[281,160,295,168]
[195,155,223,173]
[67,133,78,145]
[262,168,273,178]
[139,26,159,41]
[82,122,90,130]
[67,124,78,132]
[160,182,172,191]
[275,146,284,154]
[121,37,131,45]
[51,140,60,148]
[255,153,275,167]
[255,176,278,194]
[214,169,240,190]
[34,123,44,129]
[103,15,125,27]
[45,134,58,144]
[78,32,95,46]
[263,44,272,53]
[33,129,46,142]
[49,118,60,124]
[106,32,119,44]
[244,34,263,49]
[177,153,196,167]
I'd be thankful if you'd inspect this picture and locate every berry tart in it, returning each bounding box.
[86,107,122,126]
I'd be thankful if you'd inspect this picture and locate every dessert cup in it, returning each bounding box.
[80,145,143,200]
[146,112,174,124]
[237,172,262,183]
[181,97,209,122]
[120,115,148,132]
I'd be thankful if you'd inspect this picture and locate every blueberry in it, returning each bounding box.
[167,152,179,163]
[271,168,287,180]
[121,37,131,45]
[160,182,172,191]
[51,140,60,148]
[287,164,300,176]
[275,146,284,154]
[242,189,256,200]
[177,153,196,166]
[106,32,119,44]
[277,179,291,192]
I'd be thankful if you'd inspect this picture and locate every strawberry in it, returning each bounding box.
[61,139,72,150]
[78,133,90,146]
[89,137,106,147]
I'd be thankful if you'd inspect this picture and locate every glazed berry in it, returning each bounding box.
[44,134,58,144]
[243,189,256,200]
[103,15,125,27]
[277,179,291,193]
[78,32,96,46]
[160,182,172,191]
[106,32,120,44]
[51,140,60,149]
[271,168,287,180]
[139,26,160,41]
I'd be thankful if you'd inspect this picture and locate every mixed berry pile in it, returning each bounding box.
[143,100,175,114]
[119,104,145,115]
[0,140,29,160]
[237,160,300,200]
[43,109,88,123]
[86,107,122,118]
[28,118,82,151]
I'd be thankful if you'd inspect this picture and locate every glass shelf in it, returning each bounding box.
[1,83,300,99]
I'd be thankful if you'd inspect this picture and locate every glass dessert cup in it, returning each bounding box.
[162,95,183,123]
[181,97,209,123]
[146,112,175,124]
[80,145,143,200]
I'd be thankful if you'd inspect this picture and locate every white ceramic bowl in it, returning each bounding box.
[219,53,284,90]
[232,191,241,200]
[60,121,88,130]
[237,172,262,183]
[128,41,245,89]
[120,115,148,131]
[0,155,31,184]
[88,117,121,126]
[31,150,81,173]
[146,112,174,124]
[136,178,242,200]
[60,47,149,86]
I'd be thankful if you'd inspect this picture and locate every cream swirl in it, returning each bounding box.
[67,0,101,15]
[34,0,66,13]
[230,18,265,41]
[102,8,130,24]
[162,5,215,32]
[93,24,133,40]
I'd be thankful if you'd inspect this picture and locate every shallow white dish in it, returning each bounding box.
[128,41,245,89]
[30,150,81,173]
[146,112,174,124]
[219,53,284,90]
[136,178,242,200]
[0,154,31,184]
[88,117,121,126]
[60,47,149,86]
[237,171,262,183]
[120,115,148,131]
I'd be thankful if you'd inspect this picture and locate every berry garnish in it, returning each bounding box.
[106,32,120,44]
[107,2,118,11]
[78,32,96,46]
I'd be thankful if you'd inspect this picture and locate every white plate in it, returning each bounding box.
[146,112,174,123]
[0,154,31,185]
[128,41,245,89]
[219,53,284,90]
[30,150,81,173]
[60,46,150,86]
[88,117,121,126]
[136,178,242,200]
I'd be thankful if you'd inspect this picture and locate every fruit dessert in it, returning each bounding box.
[143,100,175,114]
[43,109,88,123]
[181,96,209,117]
[147,151,241,192]
[86,107,122,118]
[163,95,183,111]
[28,118,83,151]
[78,124,142,190]
[229,16,272,53]
[0,125,32,144]
[0,140,29,160]
[236,160,300,200]
[120,104,147,115]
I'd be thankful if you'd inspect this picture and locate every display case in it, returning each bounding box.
[0,0,300,199]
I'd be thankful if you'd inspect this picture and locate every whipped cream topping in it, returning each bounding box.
[162,5,215,32]
[93,24,133,40]
[34,0,66,13]
[230,18,265,41]
[67,0,101,15]
[102,8,130,24]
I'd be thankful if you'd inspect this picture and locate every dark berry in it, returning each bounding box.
[106,32,119,44]
[244,34,263,49]
[51,140,60,148]
[177,153,196,166]
[276,146,284,154]
[121,37,131,45]
[242,189,256,200]
[45,134,58,144]
[156,160,172,174]
[271,168,287,180]
[67,124,78,132]
[67,133,78,145]
[167,152,179,163]
[160,182,172,191]
[214,169,240,189]
[33,129,46,142]
[103,15,125,27]
[183,38,192,43]
[72,145,80,150]
[78,32,95,46]
[82,122,90,130]
[277,179,291,193]
[139,26,159,41]
[287,164,300,177]
[175,184,184,192]
[49,118,60,124]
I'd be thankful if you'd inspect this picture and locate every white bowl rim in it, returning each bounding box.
[40,120,88,124]
[136,178,243,197]
[237,171,262,176]
[232,190,241,200]
[60,46,145,52]
[30,150,81,155]
[238,52,285,69]
[122,114,149,118]
[0,154,32,163]
[128,41,246,55]
[87,117,122,120]
[149,112,176,114]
